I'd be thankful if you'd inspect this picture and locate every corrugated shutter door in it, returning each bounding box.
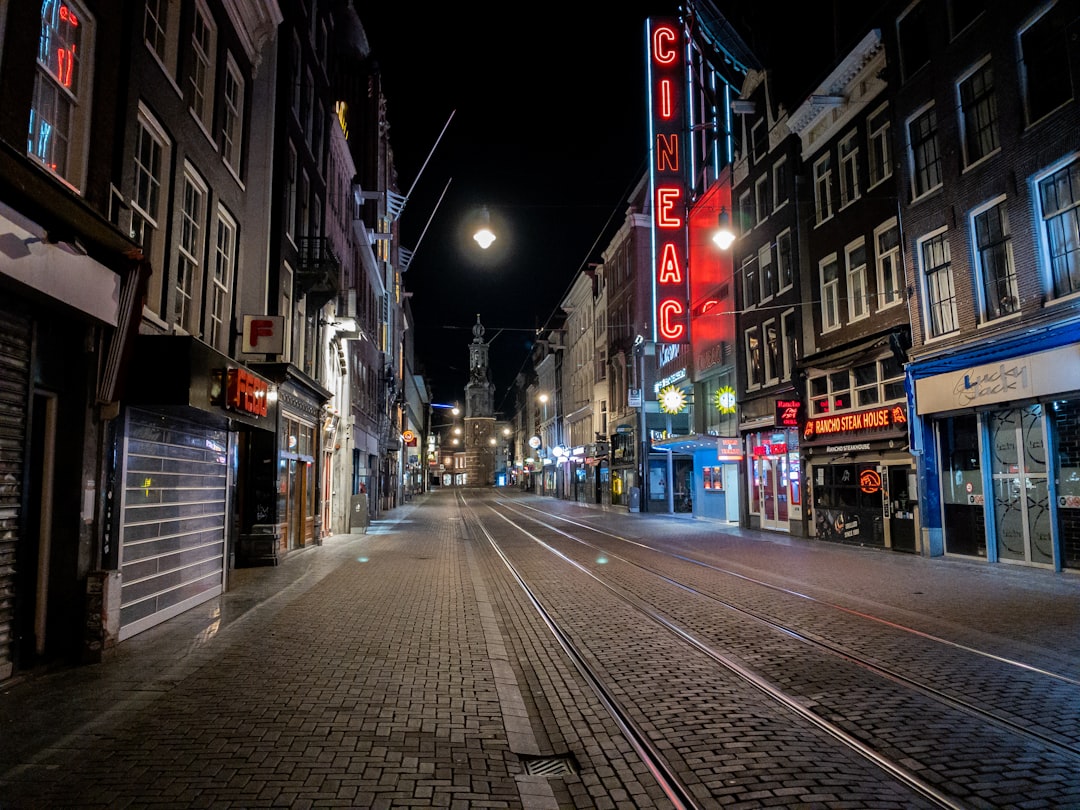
[0,309,31,674]
[118,409,229,640]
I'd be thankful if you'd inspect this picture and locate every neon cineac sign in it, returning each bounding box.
[647,18,689,344]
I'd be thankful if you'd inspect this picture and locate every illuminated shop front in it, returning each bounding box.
[746,426,802,532]
[912,340,1080,570]
[803,395,918,553]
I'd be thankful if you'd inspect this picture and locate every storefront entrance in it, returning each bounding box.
[990,406,1053,566]
[886,465,917,553]
[757,455,789,531]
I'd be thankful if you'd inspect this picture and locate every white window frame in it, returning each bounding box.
[776,228,794,293]
[763,318,779,385]
[867,102,892,189]
[772,156,789,210]
[813,152,834,224]
[957,56,999,169]
[839,130,860,208]
[29,0,95,192]
[751,117,767,164]
[970,195,1018,321]
[144,0,180,78]
[286,143,297,243]
[745,326,763,390]
[1033,156,1080,301]
[132,103,172,314]
[755,174,770,226]
[907,102,942,200]
[780,308,797,381]
[189,0,217,136]
[741,255,757,310]
[1018,1,1074,128]
[209,205,236,349]
[222,54,244,174]
[845,237,869,322]
[281,261,294,360]
[758,243,775,303]
[738,189,753,233]
[174,163,207,334]
[918,228,958,339]
[874,218,903,311]
[820,253,841,333]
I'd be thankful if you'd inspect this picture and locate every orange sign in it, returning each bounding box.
[226,368,268,417]
[803,404,907,440]
[859,468,882,494]
[402,430,417,446]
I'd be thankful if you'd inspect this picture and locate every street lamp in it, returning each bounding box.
[473,206,496,249]
[712,207,735,249]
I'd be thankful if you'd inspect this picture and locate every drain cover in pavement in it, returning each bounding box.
[520,753,578,777]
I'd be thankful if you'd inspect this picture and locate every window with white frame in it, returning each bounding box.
[297,169,309,241]
[174,165,207,333]
[758,242,776,302]
[810,370,850,415]
[839,130,860,207]
[908,104,942,198]
[290,34,302,118]
[222,55,244,172]
[920,230,957,337]
[972,198,1018,319]
[281,262,294,359]
[897,0,931,81]
[763,319,779,384]
[209,207,236,349]
[751,117,767,164]
[738,189,753,233]
[1036,160,1080,299]
[144,0,180,76]
[755,174,770,224]
[948,0,982,39]
[820,254,840,332]
[742,255,757,309]
[131,106,169,261]
[814,152,833,224]
[777,229,794,291]
[846,238,869,321]
[286,144,297,241]
[1019,1,1073,127]
[189,1,216,133]
[958,58,998,167]
[773,157,789,210]
[867,103,892,188]
[29,0,94,190]
[852,356,906,407]
[875,219,902,309]
[745,326,763,389]
[781,308,797,380]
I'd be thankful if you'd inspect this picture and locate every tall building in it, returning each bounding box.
[463,316,496,487]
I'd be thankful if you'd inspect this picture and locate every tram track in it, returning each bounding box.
[460,491,1080,809]
[496,498,1080,760]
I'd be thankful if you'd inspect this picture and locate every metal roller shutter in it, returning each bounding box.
[118,409,229,639]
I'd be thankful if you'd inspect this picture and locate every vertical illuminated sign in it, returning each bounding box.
[647,18,688,344]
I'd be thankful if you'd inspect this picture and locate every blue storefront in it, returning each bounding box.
[909,324,1080,571]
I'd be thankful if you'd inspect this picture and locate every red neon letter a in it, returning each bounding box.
[657,243,683,283]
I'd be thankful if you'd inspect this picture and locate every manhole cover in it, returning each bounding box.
[520,753,578,777]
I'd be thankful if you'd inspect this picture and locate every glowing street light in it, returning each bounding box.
[474,206,496,249]
[712,207,735,250]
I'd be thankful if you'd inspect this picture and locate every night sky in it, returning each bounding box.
[355,2,881,413]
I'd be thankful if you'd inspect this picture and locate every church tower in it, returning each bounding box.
[464,315,496,486]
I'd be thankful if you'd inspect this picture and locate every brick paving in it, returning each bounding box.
[1,488,1078,808]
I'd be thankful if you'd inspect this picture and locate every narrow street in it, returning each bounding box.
[2,489,1078,809]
